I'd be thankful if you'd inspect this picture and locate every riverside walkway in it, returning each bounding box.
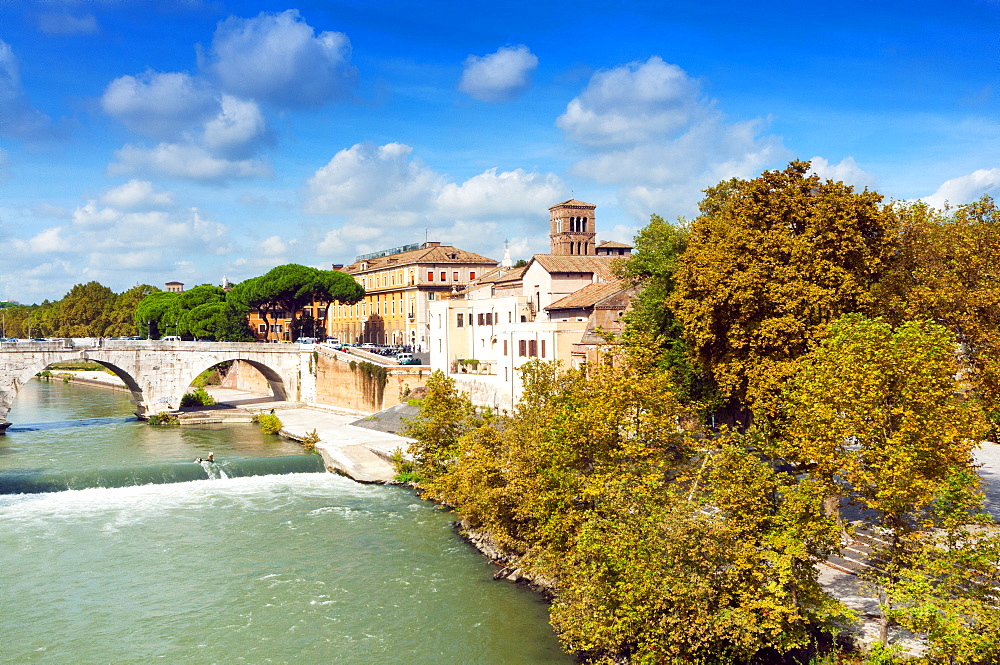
[202,387,408,483]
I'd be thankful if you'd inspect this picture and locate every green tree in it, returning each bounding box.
[134,291,180,339]
[778,315,988,645]
[105,284,160,336]
[58,282,116,337]
[228,264,364,339]
[670,161,898,424]
[550,441,847,664]
[615,215,717,409]
[402,370,481,485]
[876,196,1000,437]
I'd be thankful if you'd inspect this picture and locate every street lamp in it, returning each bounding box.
[146,320,151,340]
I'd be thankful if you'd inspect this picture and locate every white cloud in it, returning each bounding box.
[458,45,538,103]
[71,201,121,229]
[100,180,174,210]
[304,143,567,264]
[923,168,1000,209]
[437,168,565,218]
[558,56,788,221]
[259,235,295,256]
[27,226,73,253]
[808,156,878,190]
[0,40,54,140]
[108,143,272,182]
[101,71,217,139]
[557,56,703,147]
[37,13,99,36]
[305,142,442,222]
[201,95,269,159]
[205,9,356,108]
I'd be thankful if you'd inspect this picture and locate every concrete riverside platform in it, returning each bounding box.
[205,387,409,483]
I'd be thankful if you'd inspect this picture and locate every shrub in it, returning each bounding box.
[259,413,282,435]
[180,387,216,407]
[390,447,418,484]
[148,412,179,426]
[301,428,320,452]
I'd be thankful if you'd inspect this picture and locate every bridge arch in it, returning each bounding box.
[13,357,146,418]
[181,358,288,402]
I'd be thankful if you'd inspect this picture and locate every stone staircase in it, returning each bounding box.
[823,527,891,576]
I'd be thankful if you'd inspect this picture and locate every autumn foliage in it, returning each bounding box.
[401,163,1000,664]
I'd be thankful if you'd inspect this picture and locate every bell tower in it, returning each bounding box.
[549,199,597,256]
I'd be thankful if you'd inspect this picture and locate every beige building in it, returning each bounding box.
[326,242,497,348]
[429,199,633,410]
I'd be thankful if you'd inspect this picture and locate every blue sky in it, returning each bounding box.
[1,0,998,303]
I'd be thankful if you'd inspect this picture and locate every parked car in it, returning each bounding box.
[161,335,182,342]
[394,352,414,364]
[294,337,318,344]
[400,357,422,365]
[2,338,16,343]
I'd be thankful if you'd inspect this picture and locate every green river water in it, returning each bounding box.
[0,379,572,664]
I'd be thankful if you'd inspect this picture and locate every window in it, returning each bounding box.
[457,314,464,327]
[453,271,459,281]
[478,313,485,326]
[508,312,512,323]
[541,340,546,358]
[503,339,508,355]
[470,271,476,280]
[485,312,493,325]
[518,340,526,357]
[427,271,434,281]
[440,271,446,281]
[427,292,435,300]
[258,324,266,333]
[528,340,538,357]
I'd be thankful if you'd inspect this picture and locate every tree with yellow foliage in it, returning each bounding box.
[670,161,898,424]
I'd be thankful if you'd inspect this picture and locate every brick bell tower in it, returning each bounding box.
[549,199,597,255]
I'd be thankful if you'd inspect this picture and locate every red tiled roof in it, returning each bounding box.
[344,245,497,274]
[530,254,619,281]
[548,198,596,209]
[546,281,627,310]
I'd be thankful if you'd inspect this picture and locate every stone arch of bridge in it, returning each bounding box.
[14,357,145,416]
[180,357,288,402]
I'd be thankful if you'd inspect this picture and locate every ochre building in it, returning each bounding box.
[326,242,497,349]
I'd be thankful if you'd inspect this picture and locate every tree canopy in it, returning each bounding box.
[228,264,364,339]
[670,160,898,424]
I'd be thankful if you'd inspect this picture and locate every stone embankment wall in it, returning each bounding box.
[222,352,429,413]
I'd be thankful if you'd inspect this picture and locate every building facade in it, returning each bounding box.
[429,199,633,410]
[326,242,497,349]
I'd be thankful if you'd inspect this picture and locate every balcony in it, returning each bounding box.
[450,358,496,376]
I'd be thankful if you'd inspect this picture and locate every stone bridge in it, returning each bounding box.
[0,339,318,433]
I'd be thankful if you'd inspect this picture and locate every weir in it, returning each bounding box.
[0,454,326,494]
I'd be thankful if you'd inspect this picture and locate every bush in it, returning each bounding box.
[301,428,320,452]
[148,412,179,426]
[259,413,282,435]
[390,447,418,484]
[180,387,216,407]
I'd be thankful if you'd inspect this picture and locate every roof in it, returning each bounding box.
[530,254,619,281]
[546,281,627,311]
[548,198,596,210]
[343,244,497,274]
[597,240,632,248]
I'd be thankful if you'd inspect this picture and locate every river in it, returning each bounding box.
[0,379,572,664]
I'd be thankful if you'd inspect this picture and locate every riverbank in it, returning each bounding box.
[42,369,128,391]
